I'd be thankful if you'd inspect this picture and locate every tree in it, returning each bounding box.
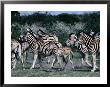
[11,11,20,17]
[57,13,80,25]
[11,11,20,24]
[11,23,21,40]
[82,12,100,33]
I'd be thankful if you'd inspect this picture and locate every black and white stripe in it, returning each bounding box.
[23,29,61,69]
[65,32,100,72]
[11,39,23,69]
[75,40,88,54]
[66,38,92,68]
[77,32,100,72]
[78,32,99,54]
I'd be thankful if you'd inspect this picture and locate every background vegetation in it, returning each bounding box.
[11,11,100,44]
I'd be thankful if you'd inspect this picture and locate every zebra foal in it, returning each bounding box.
[50,47,75,69]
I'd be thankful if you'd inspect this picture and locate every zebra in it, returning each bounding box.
[66,33,77,46]
[74,40,92,67]
[94,32,100,42]
[18,35,30,69]
[11,39,23,69]
[76,32,100,72]
[22,28,62,69]
[11,36,30,70]
[50,47,74,70]
[66,33,93,70]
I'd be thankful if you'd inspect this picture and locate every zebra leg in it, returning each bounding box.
[12,59,17,70]
[62,56,69,70]
[21,56,25,70]
[84,53,92,67]
[24,51,27,62]
[22,50,28,69]
[18,53,25,70]
[22,52,27,70]
[81,53,86,65]
[91,54,97,72]
[51,57,57,68]
[18,45,25,69]
[81,58,85,65]
[58,59,62,69]
[57,56,63,69]
[30,53,38,69]
[47,57,51,64]
[68,55,74,69]
[11,53,17,70]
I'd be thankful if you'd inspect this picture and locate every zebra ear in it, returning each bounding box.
[27,28,33,34]
[27,28,30,31]
[80,32,84,35]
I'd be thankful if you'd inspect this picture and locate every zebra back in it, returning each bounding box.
[23,29,62,57]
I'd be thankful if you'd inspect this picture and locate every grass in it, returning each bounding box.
[11,52,100,77]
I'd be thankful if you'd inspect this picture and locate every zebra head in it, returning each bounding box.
[74,40,79,47]
[66,33,77,46]
[19,35,27,43]
[69,33,77,41]
[94,32,100,41]
[23,28,40,42]
[78,32,86,44]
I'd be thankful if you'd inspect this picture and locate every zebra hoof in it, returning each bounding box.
[30,67,34,69]
[11,66,16,70]
[11,68,15,70]
[51,66,55,69]
[23,68,25,70]
[91,69,96,72]
[72,66,75,69]
[96,66,99,69]
[72,67,74,70]
[51,67,54,69]
[61,68,65,71]
[47,62,50,64]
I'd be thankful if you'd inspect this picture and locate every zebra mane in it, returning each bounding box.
[79,32,97,46]
[80,32,96,41]
[26,28,41,40]
[38,29,47,34]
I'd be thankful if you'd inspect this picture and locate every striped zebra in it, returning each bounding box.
[66,34,92,68]
[11,37,30,70]
[19,35,30,69]
[22,28,62,69]
[74,40,92,67]
[77,32,100,72]
[37,29,59,43]
[51,47,74,69]
[11,39,23,69]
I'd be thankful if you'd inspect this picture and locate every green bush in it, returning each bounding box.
[11,11,100,43]
[11,23,21,40]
